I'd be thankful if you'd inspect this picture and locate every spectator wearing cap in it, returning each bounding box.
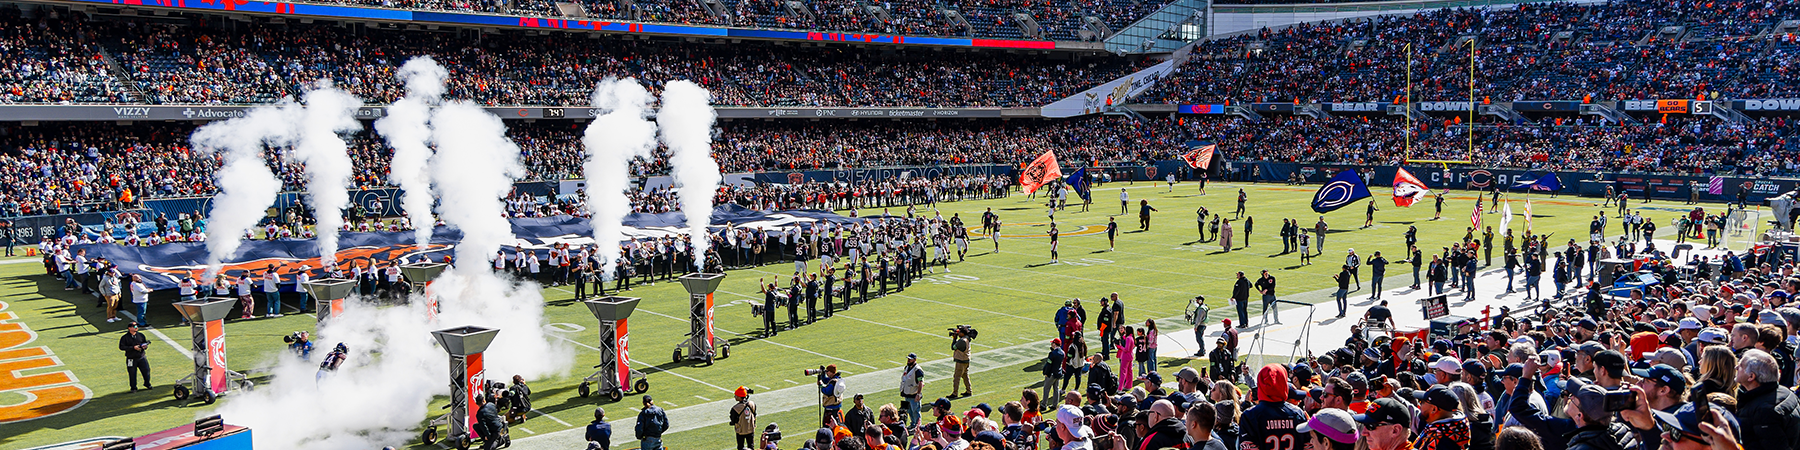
[1410,385,1471,450]
[1298,408,1358,450]
[938,415,969,450]
[1562,378,1628,450]
[1428,357,1461,386]
[1355,398,1415,450]
[1055,404,1093,450]
[844,393,873,440]
[1735,349,1800,450]
[1495,363,1544,427]
[1173,367,1209,408]
[1651,405,1742,450]
[1620,364,1694,449]
[1591,350,1629,389]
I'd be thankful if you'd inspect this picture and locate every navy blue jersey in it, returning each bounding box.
[1238,400,1306,450]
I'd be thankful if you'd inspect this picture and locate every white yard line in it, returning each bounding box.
[118,311,193,358]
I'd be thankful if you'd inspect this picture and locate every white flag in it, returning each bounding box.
[1523,200,1534,232]
[1500,200,1513,232]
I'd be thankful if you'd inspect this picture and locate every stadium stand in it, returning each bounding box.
[0,10,1141,107]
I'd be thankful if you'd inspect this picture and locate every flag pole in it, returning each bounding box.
[1467,38,1476,163]
[1405,43,1413,161]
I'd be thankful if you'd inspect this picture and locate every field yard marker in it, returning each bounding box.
[517,428,534,435]
[756,384,770,390]
[532,409,574,427]
[695,395,711,402]
[117,311,193,358]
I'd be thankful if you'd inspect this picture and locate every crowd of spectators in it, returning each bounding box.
[9,13,1140,108]
[1141,1,1800,105]
[0,9,137,104]
[261,0,1175,40]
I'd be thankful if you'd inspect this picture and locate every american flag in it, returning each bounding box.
[1471,201,1484,229]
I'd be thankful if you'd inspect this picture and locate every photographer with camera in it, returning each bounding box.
[732,387,758,450]
[811,365,846,427]
[951,325,975,398]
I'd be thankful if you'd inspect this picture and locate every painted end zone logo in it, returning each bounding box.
[0,300,92,424]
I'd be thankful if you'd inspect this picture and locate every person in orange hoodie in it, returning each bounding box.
[1239,364,1307,450]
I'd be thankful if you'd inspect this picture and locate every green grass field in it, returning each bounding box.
[0,181,1756,449]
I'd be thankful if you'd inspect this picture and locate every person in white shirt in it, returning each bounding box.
[130,274,152,328]
[236,273,256,319]
[100,267,121,323]
[178,277,198,302]
[73,249,90,294]
[262,267,282,317]
[381,264,401,297]
[295,267,312,314]
[1119,189,1130,215]
[527,251,542,282]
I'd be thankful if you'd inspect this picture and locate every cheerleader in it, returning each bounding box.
[1048,223,1060,262]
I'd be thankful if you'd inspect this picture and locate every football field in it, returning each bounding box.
[0,181,1754,449]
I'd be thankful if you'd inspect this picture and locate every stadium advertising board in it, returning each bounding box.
[1178,104,1227,114]
[1041,58,1178,117]
[1510,101,1581,112]
[1734,99,1800,111]
[1656,99,1691,113]
[64,0,1055,49]
[1250,103,1297,113]
[1323,102,1383,113]
[1619,100,1659,111]
[1418,101,1476,112]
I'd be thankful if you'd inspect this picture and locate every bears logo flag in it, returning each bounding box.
[1065,167,1091,202]
[1019,150,1062,194]
[1393,167,1429,207]
[1311,170,1372,213]
[1182,144,1216,169]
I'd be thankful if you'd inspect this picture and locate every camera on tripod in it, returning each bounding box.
[947,324,979,340]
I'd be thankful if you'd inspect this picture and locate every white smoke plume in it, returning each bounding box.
[192,104,297,281]
[375,56,449,250]
[219,272,570,450]
[582,78,657,280]
[292,81,364,270]
[428,101,525,273]
[222,96,569,450]
[657,81,721,271]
